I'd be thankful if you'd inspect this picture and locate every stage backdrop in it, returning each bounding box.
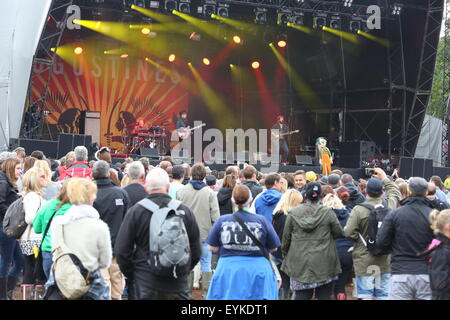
[32,55,189,154]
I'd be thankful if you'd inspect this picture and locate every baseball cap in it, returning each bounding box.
[327,173,340,186]
[366,178,383,194]
[205,175,217,186]
[319,176,328,185]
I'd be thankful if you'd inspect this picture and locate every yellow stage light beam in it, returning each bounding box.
[286,22,313,34]
[269,43,322,108]
[322,26,360,44]
[131,4,177,23]
[357,30,391,47]
[211,14,260,35]
[129,22,198,36]
[188,63,237,130]
[172,10,224,41]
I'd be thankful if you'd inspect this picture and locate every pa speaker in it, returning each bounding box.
[57,134,92,159]
[18,139,58,159]
[139,148,159,159]
[399,157,413,178]
[296,155,313,165]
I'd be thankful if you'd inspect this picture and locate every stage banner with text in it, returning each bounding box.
[31,55,189,153]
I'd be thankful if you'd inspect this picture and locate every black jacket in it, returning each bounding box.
[241,180,263,200]
[377,196,434,275]
[110,163,124,181]
[122,183,148,207]
[114,193,201,295]
[272,211,287,261]
[0,172,19,225]
[342,183,366,209]
[430,233,450,300]
[217,187,233,215]
[428,197,449,211]
[93,178,130,253]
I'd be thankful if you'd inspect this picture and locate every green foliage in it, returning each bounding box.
[428,35,449,119]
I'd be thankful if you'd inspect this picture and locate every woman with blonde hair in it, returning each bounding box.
[280,177,288,194]
[272,189,303,300]
[322,192,353,300]
[44,178,112,300]
[0,158,23,300]
[33,160,61,200]
[19,167,48,299]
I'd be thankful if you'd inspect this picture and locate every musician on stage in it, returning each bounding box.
[176,110,189,142]
[271,115,289,165]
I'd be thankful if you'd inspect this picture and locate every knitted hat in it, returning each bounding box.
[305,171,317,182]
[366,178,383,194]
[327,173,340,186]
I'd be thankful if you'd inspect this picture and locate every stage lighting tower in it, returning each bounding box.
[349,18,361,33]
[391,4,402,15]
[217,3,229,17]
[179,0,191,13]
[255,7,267,24]
[313,13,327,29]
[330,15,341,30]
[165,0,177,12]
[291,11,305,26]
[277,9,292,26]
[203,0,216,17]
[343,0,353,7]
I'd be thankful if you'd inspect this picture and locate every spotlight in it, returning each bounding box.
[229,64,234,68]
[330,15,341,30]
[203,58,210,65]
[232,35,241,44]
[350,18,361,33]
[136,0,145,8]
[179,0,190,13]
[168,54,176,62]
[343,0,353,7]
[203,0,216,17]
[313,13,327,29]
[255,8,267,24]
[165,0,177,12]
[141,27,150,35]
[277,40,287,48]
[217,3,229,17]
[74,47,83,55]
[50,47,56,52]
[277,9,292,26]
[391,4,402,15]
[149,1,160,8]
[189,32,201,41]
[120,53,129,59]
[291,12,304,26]
[251,61,260,69]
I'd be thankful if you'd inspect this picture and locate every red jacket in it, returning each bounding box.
[58,161,92,181]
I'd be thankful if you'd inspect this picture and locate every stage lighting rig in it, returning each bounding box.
[291,11,304,26]
[313,13,327,29]
[149,1,159,8]
[179,0,191,14]
[165,0,177,12]
[343,0,353,8]
[136,0,145,8]
[255,7,267,24]
[277,9,292,26]
[349,17,361,33]
[330,15,341,30]
[217,3,229,17]
[391,4,402,15]
[203,0,216,17]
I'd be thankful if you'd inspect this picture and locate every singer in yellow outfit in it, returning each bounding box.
[316,137,333,176]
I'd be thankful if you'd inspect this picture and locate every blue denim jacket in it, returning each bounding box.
[45,268,110,300]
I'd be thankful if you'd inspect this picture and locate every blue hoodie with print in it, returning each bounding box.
[254,189,282,223]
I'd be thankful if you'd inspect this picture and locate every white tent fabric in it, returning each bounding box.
[415,114,444,167]
[0,0,52,150]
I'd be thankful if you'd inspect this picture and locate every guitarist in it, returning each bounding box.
[271,115,290,165]
[176,110,189,142]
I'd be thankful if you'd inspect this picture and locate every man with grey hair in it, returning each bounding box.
[122,161,147,207]
[92,160,130,300]
[115,168,201,300]
[377,177,435,300]
[59,146,92,180]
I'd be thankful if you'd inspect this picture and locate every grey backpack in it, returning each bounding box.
[138,199,191,278]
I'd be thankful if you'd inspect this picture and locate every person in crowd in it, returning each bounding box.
[44,178,112,300]
[95,147,123,181]
[139,157,151,177]
[327,173,341,190]
[331,169,343,177]
[217,175,236,215]
[19,167,47,299]
[205,175,217,192]
[33,160,61,201]
[319,176,328,186]
[92,160,130,300]
[427,182,449,211]
[176,163,220,298]
[253,173,282,224]
[272,189,303,300]
[430,176,450,205]
[206,184,280,300]
[320,185,334,199]
[377,177,435,300]
[33,181,71,279]
[0,158,23,300]
[30,150,45,160]
[305,171,317,183]
[122,161,147,207]
[279,177,288,194]
[281,182,344,300]
[50,160,60,182]
[344,168,401,300]
[168,165,185,200]
[23,156,37,174]
[398,182,410,201]
[358,179,367,196]
[444,175,450,189]
[181,163,191,185]
[159,161,172,173]
[428,209,450,300]
[285,175,295,189]
[322,192,353,300]
[58,146,92,180]
[225,166,239,180]
[109,169,121,187]
[240,165,263,199]
[340,173,366,209]
[115,168,201,300]
[13,148,26,164]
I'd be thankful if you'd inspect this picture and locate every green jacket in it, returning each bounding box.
[33,199,72,252]
[281,202,344,284]
[344,178,401,276]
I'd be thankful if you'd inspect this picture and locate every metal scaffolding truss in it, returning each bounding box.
[22,0,74,140]
[402,0,444,157]
[442,0,450,166]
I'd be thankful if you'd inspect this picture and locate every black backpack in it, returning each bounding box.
[359,201,391,256]
[2,197,27,239]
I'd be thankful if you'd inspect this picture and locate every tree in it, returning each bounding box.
[428,34,449,119]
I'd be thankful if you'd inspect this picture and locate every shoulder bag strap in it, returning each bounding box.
[39,206,59,251]
[232,213,269,261]
[141,199,173,252]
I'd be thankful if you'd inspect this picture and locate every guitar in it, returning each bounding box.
[177,123,206,139]
[271,129,300,140]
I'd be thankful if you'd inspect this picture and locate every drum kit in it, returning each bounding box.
[128,123,167,155]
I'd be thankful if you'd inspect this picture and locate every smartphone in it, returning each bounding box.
[365,168,375,176]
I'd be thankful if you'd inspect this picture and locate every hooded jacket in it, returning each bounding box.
[58,161,92,181]
[0,171,19,225]
[429,233,450,300]
[333,208,353,254]
[254,189,282,223]
[342,183,366,209]
[241,180,263,199]
[217,187,233,215]
[281,202,344,284]
[376,196,435,275]
[272,211,287,261]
